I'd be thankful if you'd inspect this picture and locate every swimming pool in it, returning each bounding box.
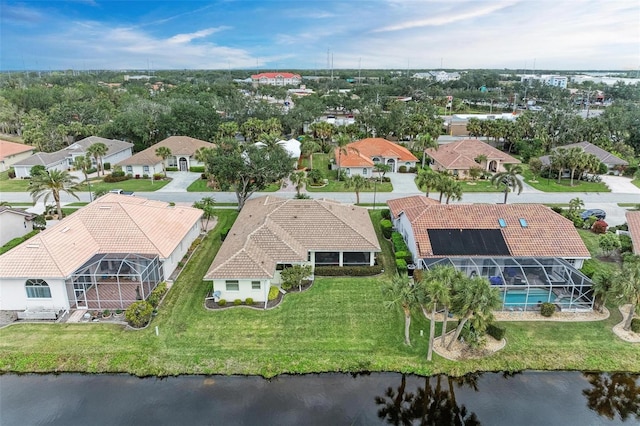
[502,289,553,307]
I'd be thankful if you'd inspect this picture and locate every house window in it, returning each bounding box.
[315,252,340,265]
[363,168,368,175]
[251,281,261,290]
[126,166,133,174]
[25,279,51,298]
[225,280,239,291]
[276,264,293,271]
[346,168,351,176]
[343,252,371,266]
[143,166,150,173]
[168,157,177,167]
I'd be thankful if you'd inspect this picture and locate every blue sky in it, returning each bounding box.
[1,0,638,71]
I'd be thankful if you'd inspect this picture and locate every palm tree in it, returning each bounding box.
[568,197,584,214]
[550,147,569,183]
[300,138,321,170]
[344,174,371,204]
[86,142,108,177]
[474,154,488,171]
[383,275,420,346]
[216,122,239,139]
[591,270,615,313]
[490,163,524,204]
[192,196,216,230]
[310,121,334,152]
[611,255,640,331]
[415,169,440,197]
[426,266,462,347]
[73,154,92,184]
[155,146,172,177]
[419,275,448,361]
[466,118,482,139]
[28,169,79,219]
[447,276,501,350]
[334,133,353,181]
[289,171,307,197]
[374,163,391,182]
[415,133,438,168]
[565,147,585,186]
[436,176,463,204]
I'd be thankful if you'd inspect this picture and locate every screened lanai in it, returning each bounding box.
[66,253,164,310]
[419,257,594,312]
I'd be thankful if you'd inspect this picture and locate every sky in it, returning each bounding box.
[1,0,639,71]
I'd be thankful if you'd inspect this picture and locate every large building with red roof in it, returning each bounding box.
[251,72,302,86]
[332,138,418,177]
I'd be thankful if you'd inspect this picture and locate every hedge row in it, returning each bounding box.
[314,265,383,276]
[380,219,392,239]
[391,232,409,253]
[487,324,506,340]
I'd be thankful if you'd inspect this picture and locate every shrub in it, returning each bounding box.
[486,324,506,340]
[408,167,417,173]
[268,286,279,301]
[592,219,608,234]
[153,173,164,181]
[147,282,168,308]
[631,318,640,333]
[396,258,407,274]
[394,250,413,264]
[111,167,125,178]
[540,302,556,317]
[103,174,128,183]
[8,168,15,178]
[398,165,407,173]
[220,228,230,241]
[391,232,409,252]
[380,208,391,220]
[218,299,227,306]
[125,301,153,328]
[307,169,324,185]
[380,219,393,239]
[245,297,254,305]
[189,166,205,173]
[620,235,633,253]
[142,174,149,179]
[234,299,242,306]
[166,167,179,172]
[314,265,384,276]
[580,259,597,278]
[103,162,111,170]
[30,165,46,177]
[87,167,97,174]
[102,309,111,317]
[382,176,391,183]
[550,206,564,214]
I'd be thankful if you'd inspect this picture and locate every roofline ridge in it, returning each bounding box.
[317,201,380,249]
[108,202,166,256]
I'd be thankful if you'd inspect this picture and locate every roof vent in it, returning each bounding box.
[60,226,70,233]
[26,243,40,248]
[498,218,507,228]
[519,218,528,228]
[99,206,111,210]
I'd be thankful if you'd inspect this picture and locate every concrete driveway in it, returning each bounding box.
[156,171,201,192]
[387,172,420,193]
[599,175,640,194]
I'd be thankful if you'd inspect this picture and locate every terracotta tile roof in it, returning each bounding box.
[335,138,418,168]
[425,139,520,170]
[539,141,629,166]
[0,140,34,160]
[626,211,640,254]
[334,147,375,167]
[387,196,589,259]
[117,136,214,166]
[0,194,202,278]
[387,195,441,220]
[205,196,381,280]
[251,72,301,79]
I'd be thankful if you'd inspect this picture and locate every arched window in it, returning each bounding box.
[25,279,51,298]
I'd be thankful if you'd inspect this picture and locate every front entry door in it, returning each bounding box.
[179,157,188,171]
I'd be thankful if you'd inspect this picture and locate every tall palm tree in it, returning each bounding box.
[611,255,640,331]
[550,147,569,183]
[565,147,585,186]
[86,142,108,177]
[334,132,353,181]
[310,121,334,152]
[490,163,524,204]
[289,171,308,197]
[28,169,79,219]
[416,169,440,197]
[427,265,462,347]
[436,176,463,204]
[415,133,439,168]
[300,138,321,170]
[383,275,420,346]
[420,276,448,361]
[447,276,501,350]
[73,154,92,183]
[155,146,172,177]
[344,174,371,204]
[192,196,216,230]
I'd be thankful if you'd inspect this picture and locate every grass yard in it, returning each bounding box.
[632,178,640,189]
[521,167,610,192]
[0,171,29,192]
[306,179,393,192]
[187,178,280,192]
[75,177,171,193]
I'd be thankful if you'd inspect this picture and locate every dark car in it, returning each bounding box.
[580,209,606,220]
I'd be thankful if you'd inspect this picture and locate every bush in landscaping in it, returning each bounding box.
[103,174,128,183]
[103,162,111,170]
[147,282,168,308]
[620,235,633,254]
[220,228,230,241]
[380,219,393,239]
[408,167,417,173]
[631,318,640,333]
[87,167,97,174]
[153,173,164,181]
[580,259,597,278]
[189,166,205,173]
[234,299,242,306]
[30,165,46,177]
[398,165,407,173]
[166,167,179,172]
[142,174,149,179]
[486,324,506,340]
[394,250,413,264]
[111,167,125,178]
[380,208,391,220]
[245,297,254,305]
[307,169,324,185]
[592,219,608,234]
[314,265,383,276]
[8,168,15,178]
[381,176,391,183]
[268,286,279,301]
[550,206,564,214]
[396,258,407,274]
[391,232,409,252]
[125,301,153,328]
[540,302,556,317]
[218,299,227,306]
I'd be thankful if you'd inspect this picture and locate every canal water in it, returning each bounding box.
[1,371,638,425]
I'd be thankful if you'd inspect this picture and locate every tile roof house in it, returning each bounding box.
[387,196,594,312]
[0,207,35,246]
[12,136,133,178]
[0,194,202,313]
[538,142,629,175]
[425,139,520,179]
[0,140,35,172]
[251,72,302,86]
[626,211,640,254]
[117,136,214,176]
[332,138,419,177]
[204,196,380,303]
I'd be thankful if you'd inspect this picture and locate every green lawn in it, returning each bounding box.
[306,179,393,192]
[0,173,29,192]
[0,209,638,377]
[521,168,610,192]
[75,177,170,193]
[187,178,280,192]
[632,178,640,189]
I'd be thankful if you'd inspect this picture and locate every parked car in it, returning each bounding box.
[580,209,606,220]
[109,189,134,196]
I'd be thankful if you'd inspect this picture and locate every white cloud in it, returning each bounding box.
[167,27,230,44]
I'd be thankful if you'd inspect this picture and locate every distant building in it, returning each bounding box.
[520,74,568,89]
[251,72,302,86]
[0,140,34,172]
[0,207,35,246]
[413,71,460,82]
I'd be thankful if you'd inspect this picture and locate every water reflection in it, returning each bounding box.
[375,373,482,425]
[582,372,640,422]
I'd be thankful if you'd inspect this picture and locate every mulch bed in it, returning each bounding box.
[205,280,313,311]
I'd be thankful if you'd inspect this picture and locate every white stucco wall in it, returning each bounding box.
[342,167,373,177]
[104,148,133,165]
[1,150,34,172]
[212,278,271,303]
[0,211,33,246]
[122,164,163,177]
[395,213,419,263]
[162,220,202,280]
[0,277,69,311]
[14,159,66,179]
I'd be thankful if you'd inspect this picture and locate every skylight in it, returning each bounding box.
[498,218,507,228]
[519,218,528,228]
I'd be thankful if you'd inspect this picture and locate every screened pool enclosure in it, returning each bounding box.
[66,253,164,310]
[419,257,594,312]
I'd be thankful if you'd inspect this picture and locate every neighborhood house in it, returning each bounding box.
[387,196,594,312]
[0,194,202,315]
[0,140,35,172]
[204,196,381,304]
[538,141,629,176]
[332,137,418,177]
[0,207,35,246]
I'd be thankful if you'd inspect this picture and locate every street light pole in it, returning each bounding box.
[373,178,377,210]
